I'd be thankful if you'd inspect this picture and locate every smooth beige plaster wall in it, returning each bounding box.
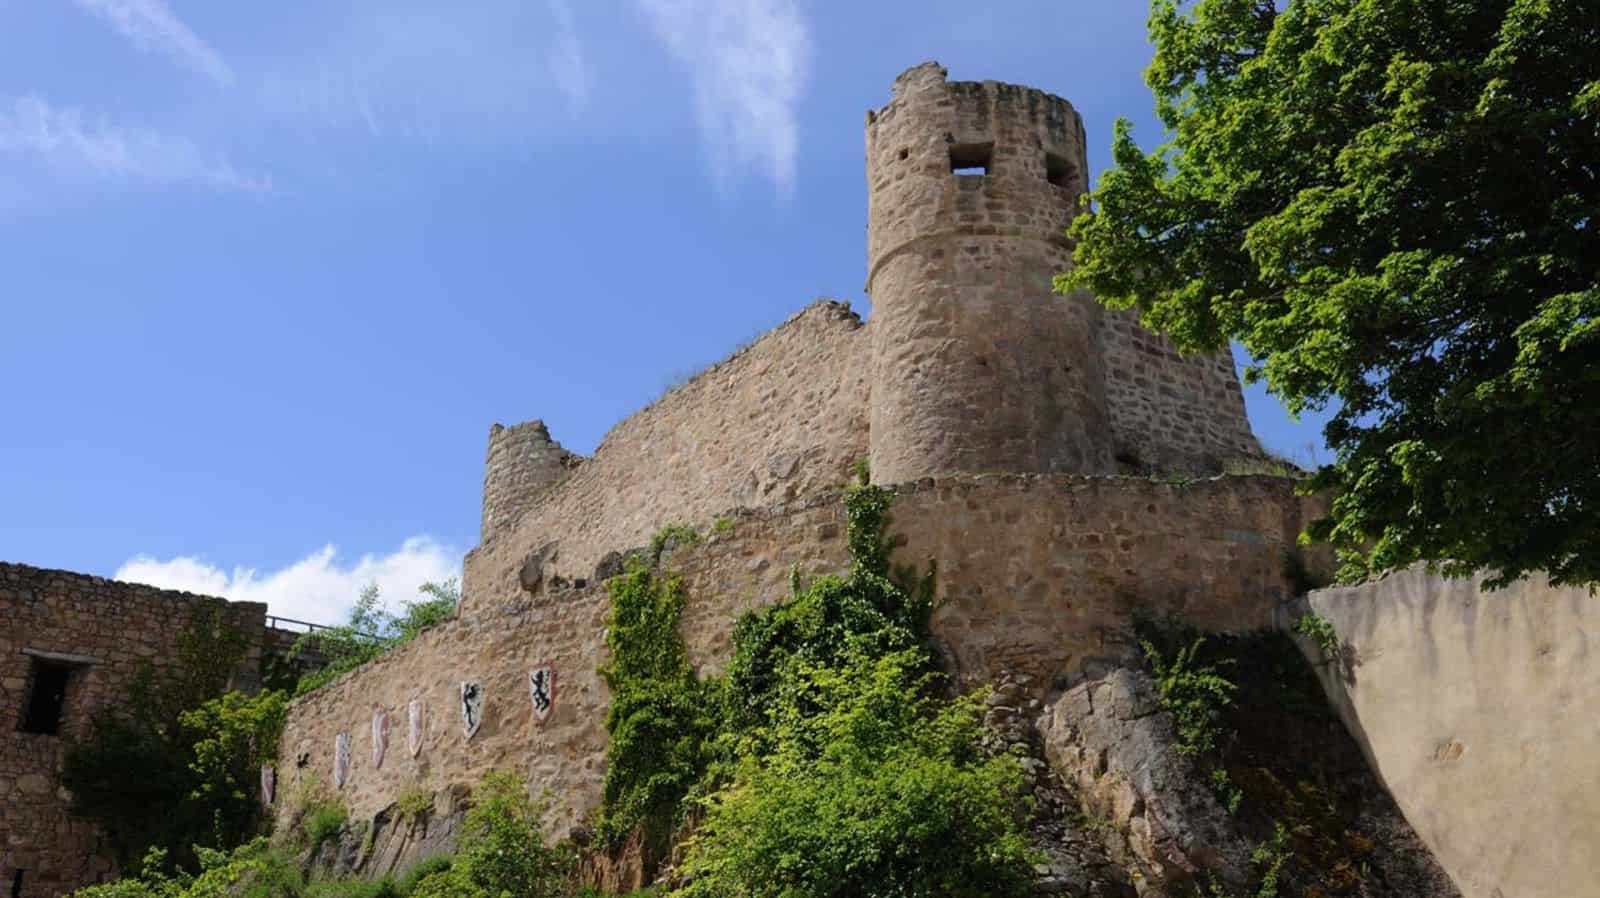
[1291,566,1600,898]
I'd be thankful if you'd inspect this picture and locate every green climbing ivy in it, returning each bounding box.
[597,559,722,855]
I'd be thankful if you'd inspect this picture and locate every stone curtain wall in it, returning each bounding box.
[1290,567,1600,898]
[1099,311,1259,473]
[0,564,267,897]
[278,585,615,842]
[280,473,1323,850]
[480,421,580,541]
[461,301,870,614]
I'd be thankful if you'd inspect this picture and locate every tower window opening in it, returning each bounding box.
[949,143,992,176]
[11,869,23,898]
[20,658,73,735]
[1045,152,1076,188]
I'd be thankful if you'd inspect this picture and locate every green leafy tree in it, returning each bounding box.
[182,690,289,850]
[1061,0,1600,587]
[62,599,259,869]
[292,579,459,695]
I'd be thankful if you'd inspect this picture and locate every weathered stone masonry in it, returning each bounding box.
[279,62,1294,855]
[462,65,1262,618]
[0,564,269,897]
[276,474,1326,842]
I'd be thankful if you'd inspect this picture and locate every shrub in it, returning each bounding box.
[1292,613,1339,655]
[70,840,301,898]
[407,772,571,898]
[675,483,1031,897]
[1140,631,1237,758]
[677,649,1033,898]
[395,787,434,822]
[304,800,348,849]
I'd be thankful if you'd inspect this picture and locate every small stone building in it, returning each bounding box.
[0,564,272,896]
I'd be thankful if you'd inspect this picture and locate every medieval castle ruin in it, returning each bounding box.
[3,64,1595,898]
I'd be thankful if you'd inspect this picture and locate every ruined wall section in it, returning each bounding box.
[481,421,581,541]
[0,564,267,897]
[280,474,1324,851]
[461,301,870,614]
[1099,314,1259,473]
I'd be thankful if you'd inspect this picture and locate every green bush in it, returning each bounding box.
[1292,613,1339,655]
[304,800,348,848]
[672,483,1032,897]
[69,837,457,898]
[1140,631,1237,758]
[676,649,1032,898]
[71,840,302,898]
[407,772,572,898]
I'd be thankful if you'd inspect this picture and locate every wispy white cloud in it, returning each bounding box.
[634,0,809,195]
[114,537,462,625]
[73,0,233,86]
[0,96,270,192]
[547,0,589,110]
[254,1,598,145]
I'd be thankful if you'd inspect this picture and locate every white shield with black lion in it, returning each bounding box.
[528,665,556,725]
[460,680,484,740]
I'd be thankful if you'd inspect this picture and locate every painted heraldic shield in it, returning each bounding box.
[372,705,390,769]
[528,665,556,725]
[407,699,425,757]
[460,680,484,740]
[333,732,351,788]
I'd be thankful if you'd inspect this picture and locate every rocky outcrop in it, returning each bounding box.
[1038,666,1253,893]
[983,671,1138,898]
[1033,640,1461,898]
[300,786,468,881]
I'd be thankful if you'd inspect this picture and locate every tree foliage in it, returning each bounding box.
[62,599,268,869]
[1061,0,1600,587]
[674,481,1031,898]
[291,580,459,695]
[677,650,1031,898]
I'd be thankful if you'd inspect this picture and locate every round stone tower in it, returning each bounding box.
[480,420,579,541]
[865,62,1115,483]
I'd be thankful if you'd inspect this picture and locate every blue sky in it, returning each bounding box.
[0,0,1331,623]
